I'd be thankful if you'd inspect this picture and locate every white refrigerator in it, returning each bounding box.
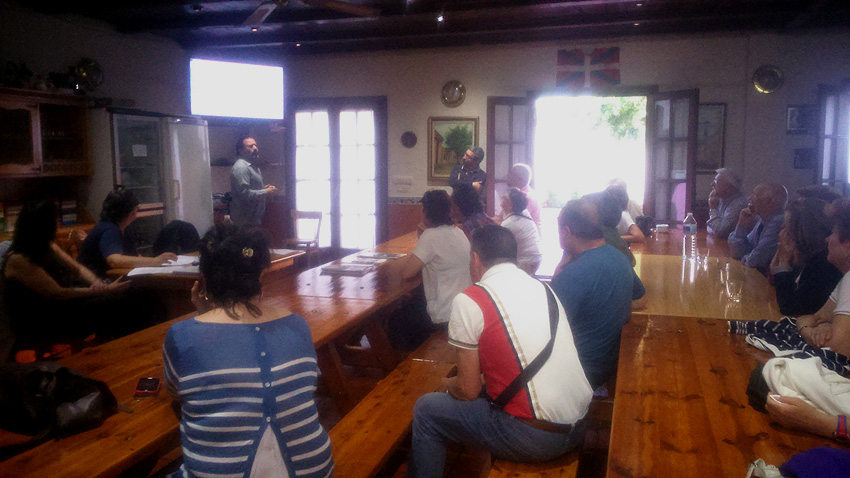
[111,112,213,250]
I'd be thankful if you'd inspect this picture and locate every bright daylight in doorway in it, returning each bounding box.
[533,95,647,275]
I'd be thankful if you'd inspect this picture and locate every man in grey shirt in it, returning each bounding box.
[706,168,748,239]
[230,137,277,226]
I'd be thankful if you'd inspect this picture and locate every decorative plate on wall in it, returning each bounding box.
[441,80,466,107]
[752,65,784,94]
[401,131,417,148]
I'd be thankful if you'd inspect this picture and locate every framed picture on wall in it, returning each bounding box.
[696,103,726,172]
[427,116,479,184]
[787,105,816,135]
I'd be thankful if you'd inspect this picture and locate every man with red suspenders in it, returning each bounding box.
[406,225,592,478]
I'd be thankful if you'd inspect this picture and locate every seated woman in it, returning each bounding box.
[451,183,495,240]
[771,198,842,317]
[77,187,177,277]
[0,200,132,355]
[730,199,850,370]
[399,190,471,326]
[606,185,645,244]
[793,199,850,358]
[163,225,334,478]
[499,188,543,275]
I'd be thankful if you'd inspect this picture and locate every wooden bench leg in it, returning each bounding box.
[316,342,356,415]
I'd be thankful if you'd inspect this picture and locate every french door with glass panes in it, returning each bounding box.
[289,97,387,251]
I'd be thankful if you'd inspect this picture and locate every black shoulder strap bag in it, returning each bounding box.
[0,361,118,459]
[477,280,560,410]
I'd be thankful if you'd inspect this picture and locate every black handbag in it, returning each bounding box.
[0,361,118,458]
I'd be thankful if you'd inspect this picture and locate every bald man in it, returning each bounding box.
[728,183,788,273]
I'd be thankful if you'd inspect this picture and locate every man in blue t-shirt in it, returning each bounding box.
[551,198,646,390]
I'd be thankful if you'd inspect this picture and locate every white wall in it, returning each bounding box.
[1,1,190,216]
[283,30,850,200]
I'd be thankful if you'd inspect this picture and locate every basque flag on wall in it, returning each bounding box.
[556,46,620,88]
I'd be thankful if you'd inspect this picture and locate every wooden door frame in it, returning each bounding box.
[645,89,700,222]
[285,96,389,249]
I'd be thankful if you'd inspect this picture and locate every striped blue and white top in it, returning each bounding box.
[163,314,334,478]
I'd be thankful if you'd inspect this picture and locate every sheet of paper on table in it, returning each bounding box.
[358,252,406,259]
[270,248,301,257]
[165,255,199,266]
[127,265,200,277]
[321,263,373,276]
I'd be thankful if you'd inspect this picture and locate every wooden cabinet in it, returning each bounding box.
[0,87,91,177]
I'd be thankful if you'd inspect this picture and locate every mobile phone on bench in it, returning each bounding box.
[134,377,161,398]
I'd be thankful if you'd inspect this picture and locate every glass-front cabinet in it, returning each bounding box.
[0,87,91,177]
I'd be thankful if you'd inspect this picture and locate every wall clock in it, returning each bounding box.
[752,65,784,94]
[441,80,466,107]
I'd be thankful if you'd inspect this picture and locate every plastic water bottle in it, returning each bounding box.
[683,212,697,260]
[683,212,697,235]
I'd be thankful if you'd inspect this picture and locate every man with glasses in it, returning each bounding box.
[448,147,487,197]
[230,136,278,227]
[707,168,748,239]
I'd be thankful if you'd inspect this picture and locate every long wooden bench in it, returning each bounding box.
[329,330,455,478]
[488,450,580,478]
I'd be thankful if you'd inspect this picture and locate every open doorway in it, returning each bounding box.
[533,95,647,276]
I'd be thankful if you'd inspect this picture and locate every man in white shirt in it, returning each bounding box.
[406,225,591,478]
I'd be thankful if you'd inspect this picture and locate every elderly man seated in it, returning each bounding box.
[707,168,748,239]
[728,182,788,273]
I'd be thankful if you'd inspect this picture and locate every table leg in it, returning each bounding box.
[316,342,355,415]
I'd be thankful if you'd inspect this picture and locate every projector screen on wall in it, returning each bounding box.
[190,59,284,119]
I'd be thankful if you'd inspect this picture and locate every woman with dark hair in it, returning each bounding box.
[499,188,542,275]
[163,225,334,478]
[770,198,843,317]
[398,190,471,327]
[78,187,177,277]
[0,200,131,359]
[451,183,494,240]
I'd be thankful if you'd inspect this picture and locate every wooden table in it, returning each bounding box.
[0,291,377,478]
[607,314,838,478]
[632,228,731,258]
[633,254,780,320]
[0,234,421,477]
[107,250,305,319]
[263,232,421,410]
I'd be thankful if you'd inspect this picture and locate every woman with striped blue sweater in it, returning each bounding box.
[163,225,333,478]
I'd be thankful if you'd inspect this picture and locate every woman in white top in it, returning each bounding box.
[399,190,472,325]
[499,188,543,275]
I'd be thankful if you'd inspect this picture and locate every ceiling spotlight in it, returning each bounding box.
[636,2,643,6]
[437,14,444,23]
[634,22,640,26]
[251,27,259,32]
[191,4,203,12]
[296,43,302,47]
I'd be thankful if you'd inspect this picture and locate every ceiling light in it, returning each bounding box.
[191,4,203,12]
[296,43,301,47]
[251,27,259,32]
[437,14,444,23]
[636,2,643,6]
[634,22,640,26]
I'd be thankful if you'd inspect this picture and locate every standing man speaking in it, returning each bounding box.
[230,136,277,227]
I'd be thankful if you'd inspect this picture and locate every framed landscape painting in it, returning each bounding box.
[427,116,479,184]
